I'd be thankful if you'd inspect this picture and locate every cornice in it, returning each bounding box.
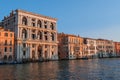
[16,9,57,21]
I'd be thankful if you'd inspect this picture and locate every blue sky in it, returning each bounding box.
[0,0,120,41]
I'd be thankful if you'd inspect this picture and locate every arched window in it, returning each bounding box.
[5,40,7,45]
[32,18,36,27]
[22,29,27,39]
[37,20,42,28]
[32,30,36,40]
[4,55,7,61]
[22,17,27,25]
[8,55,12,61]
[51,33,55,41]
[44,21,47,29]
[50,23,54,30]
[38,45,42,58]
[38,31,42,40]
[32,51,35,59]
[44,32,48,41]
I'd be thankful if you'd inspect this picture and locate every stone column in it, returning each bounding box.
[55,45,58,60]
[27,29,29,39]
[18,15,22,25]
[48,21,50,30]
[20,28,22,39]
[19,43,22,61]
[35,44,38,60]
[55,33,57,42]
[30,44,32,59]
[42,45,45,59]
[35,30,37,40]
[42,20,44,28]
[42,31,44,41]
[18,27,19,38]
[48,45,51,59]
[48,32,50,42]
[26,43,28,59]
[17,43,19,61]
[27,43,30,60]
[29,29,31,39]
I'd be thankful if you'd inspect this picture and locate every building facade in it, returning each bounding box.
[83,38,97,58]
[114,42,120,57]
[96,39,115,58]
[0,27,14,62]
[1,9,58,62]
[58,33,83,59]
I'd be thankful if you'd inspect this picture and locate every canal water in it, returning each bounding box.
[0,58,120,80]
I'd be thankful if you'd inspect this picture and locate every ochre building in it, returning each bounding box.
[0,27,14,61]
[58,33,83,60]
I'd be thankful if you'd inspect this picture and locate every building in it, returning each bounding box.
[83,38,97,58]
[114,42,120,57]
[0,27,14,62]
[96,39,115,58]
[58,33,83,60]
[96,39,106,58]
[1,9,58,62]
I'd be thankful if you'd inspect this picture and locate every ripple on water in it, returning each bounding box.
[0,59,120,80]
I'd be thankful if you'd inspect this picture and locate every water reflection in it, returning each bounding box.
[0,58,120,80]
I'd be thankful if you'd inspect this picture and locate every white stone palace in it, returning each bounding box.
[1,9,58,62]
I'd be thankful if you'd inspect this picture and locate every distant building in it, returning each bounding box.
[0,27,14,62]
[1,9,58,62]
[114,42,120,57]
[58,33,83,59]
[83,38,97,58]
[96,39,115,58]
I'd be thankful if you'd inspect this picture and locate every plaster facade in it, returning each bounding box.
[0,27,14,61]
[2,9,58,61]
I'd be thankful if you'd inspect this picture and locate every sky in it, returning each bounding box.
[0,0,120,41]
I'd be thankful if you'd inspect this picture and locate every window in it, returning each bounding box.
[45,25,47,29]
[0,32,1,36]
[8,20,10,25]
[32,23,35,27]
[23,43,26,48]
[4,47,7,52]
[10,47,12,52]
[32,30,36,39]
[22,17,27,25]
[44,21,47,29]
[45,45,47,48]
[13,17,16,22]
[52,52,54,55]
[32,19,36,27]
[22,29,27,39]
[51,33,55,41]
[37,20,42,28]
[5,40,7,45]
[45,36,48,40]
[50,23,54,30]
[23,51,26,56]
[44,32,48,40]
[38,31,42,40]
[32,44,35,48]
[10,40,12,45]
[4,33,8,37]
[10,33,12,37]
[32,34,36,39]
